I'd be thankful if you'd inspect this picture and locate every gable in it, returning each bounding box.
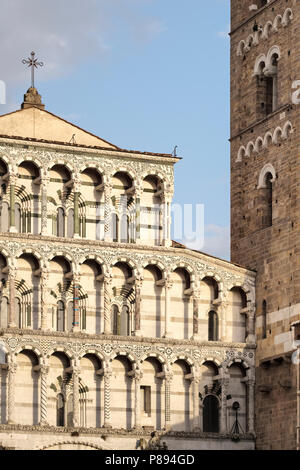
[0,107,117,148]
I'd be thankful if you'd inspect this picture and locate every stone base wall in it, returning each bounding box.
[255,361,297,450]
[0,427,255,451]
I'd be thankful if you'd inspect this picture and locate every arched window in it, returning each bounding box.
[203,395,219,433]
[0,297,8,328]
[264,173,273,228]
[262,300,267,339]
[121,305,130,336]
[57,208,65,238]
[112,213,119,243]
[57,393,65,427]
[15,203,22,233]
[67,209,74,238]
[112,305,119,335]
[57,300,65,332]
[256,54,279,118]
[120,215,130,243]
[208,311,219,342]
[81,307,86,330]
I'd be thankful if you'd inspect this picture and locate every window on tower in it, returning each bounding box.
[262,172,273,228]
[256,54,279,119]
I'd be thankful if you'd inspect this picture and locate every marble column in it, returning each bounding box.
[134,276,143,336]
[72,273,81,332]
[7,362,17,424]
[73,183,81,238]
[134,370,143,430]
[104,183,112,242]
[135,188,142,244]
[220,301,229,342]
[40,366,49,425]
[9,174,17,233]
[220,376,230,434]
[104,273,113,335]
[192,288,201,340]
[164,280,173,338]
[162,195,172,248]
[247,378,255,434]
[103,369,112,428]
[246,305,256,344]
[40,270,49,330]
[164,372,173,430]
[192,376,200,431]
[8,267,16,328]
[73,366,80,427]
[40,175,49,235]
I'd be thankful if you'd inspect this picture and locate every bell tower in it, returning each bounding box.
[230,0,299,449]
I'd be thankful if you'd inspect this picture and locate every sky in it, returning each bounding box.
[0,0,231,260]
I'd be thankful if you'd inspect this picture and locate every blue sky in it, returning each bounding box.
[0,0,231,259]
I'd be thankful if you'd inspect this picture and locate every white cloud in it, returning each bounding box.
[183,224,230,261]
[0,0,165,86]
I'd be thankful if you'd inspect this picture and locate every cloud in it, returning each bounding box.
[183,224,230,261]
[0,0,165,86]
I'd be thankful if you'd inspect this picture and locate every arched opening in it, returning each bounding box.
[16,253,40,329]
[80,168,103,241]
[49,256,72,331]
[49,165,72,237]
[208,311,219,342]
[57,300,65,332]
[57,393,65,427]
[171,360,191,432]
[256,53,279,118]
[15,350,39,425]
[57,207,65,238]
[228,364,247,434]
[80,260,103,334]
[0,159,8,233]
[170,268,191,339]
[111,262,134,337]
[228,287,248,342]
[141,175,163,246]
[199,361,220,432]
[80,354,102,428]
[264,172,273,228]
[48,352,71,427]
[111,172,134,244]
[203,395,219,433]
[142,265,163,338]
[15,203,22,233]
[111,355,134,430]
[111,213,119,243]
[17,161,41,235]
[141,357,164,430]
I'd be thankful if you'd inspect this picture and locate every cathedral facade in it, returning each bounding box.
[0,85,256,450]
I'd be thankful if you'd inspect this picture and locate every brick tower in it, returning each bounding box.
[230,0,300,450]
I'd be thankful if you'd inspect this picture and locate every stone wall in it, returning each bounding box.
[230,0,298,450]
